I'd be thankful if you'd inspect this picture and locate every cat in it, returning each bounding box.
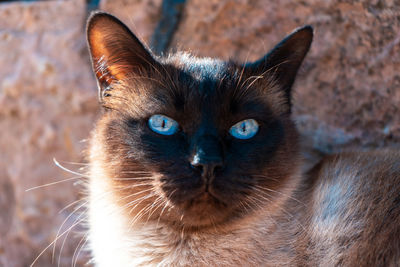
[85,11,400,266]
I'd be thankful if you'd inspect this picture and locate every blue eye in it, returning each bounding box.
[229,119,259,139]
[148,114,179,135]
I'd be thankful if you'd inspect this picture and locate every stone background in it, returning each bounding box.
[0,0,399,266]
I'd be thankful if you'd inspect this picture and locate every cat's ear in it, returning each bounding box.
[247,26,313,110]
[86,12,157,101]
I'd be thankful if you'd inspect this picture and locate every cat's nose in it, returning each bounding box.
[190,135,224,177]
[190,154,223,177]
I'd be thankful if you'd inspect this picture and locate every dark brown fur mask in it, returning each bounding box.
[86,12,313,229]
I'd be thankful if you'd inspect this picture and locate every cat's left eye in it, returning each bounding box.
[229,119,259,140]
[148,114,179,135]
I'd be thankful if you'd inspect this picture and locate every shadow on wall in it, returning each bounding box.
[0,0,399,266]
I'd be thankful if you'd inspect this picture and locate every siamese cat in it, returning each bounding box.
[86,12,400,266]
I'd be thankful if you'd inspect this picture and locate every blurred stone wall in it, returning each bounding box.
[0,0,399,266]
[0,0,97,266]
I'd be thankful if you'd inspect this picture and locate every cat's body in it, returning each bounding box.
[303,151,400,266]
[85,12,400,266]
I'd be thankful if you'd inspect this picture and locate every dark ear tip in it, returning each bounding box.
[293,25,314,41]
[87,11,107,33]
[86,11,121,32]
[298,25,313,33]
[87,11,110,25]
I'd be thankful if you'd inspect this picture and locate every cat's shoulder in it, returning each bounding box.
[313,150,400,187]
[306,150,400,265]
[305,150,400,210]
[309,150,400,214]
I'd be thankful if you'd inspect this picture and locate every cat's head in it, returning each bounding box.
[86,12,312,229]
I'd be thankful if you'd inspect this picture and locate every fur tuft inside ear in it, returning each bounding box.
[86,12,158,101]
[246,26,313,111]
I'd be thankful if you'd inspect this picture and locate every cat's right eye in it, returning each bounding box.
[148,114,179,135]
[229,119,259,139]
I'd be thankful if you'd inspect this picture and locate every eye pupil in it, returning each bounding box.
[229,119,259,140]
[148,114,179,136]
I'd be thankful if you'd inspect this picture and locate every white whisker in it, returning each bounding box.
[53,158,88,178]
[52,201,87,261]
[72,233,89,267]
[113,177,153,181]
[30,217,85,267]
[254,185,306,206]
[25,176,83,192]
[157,189,176,227]
[59,198,86,214]
[56,160,89,166]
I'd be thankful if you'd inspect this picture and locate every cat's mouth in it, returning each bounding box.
[192,190,224,205]
[179,177,230,208]
[165,183,235,227]
[176,184,227,207]
[158,173,246,227]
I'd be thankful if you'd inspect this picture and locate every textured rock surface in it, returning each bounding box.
[0,0,97,266]
[172,0,400,151]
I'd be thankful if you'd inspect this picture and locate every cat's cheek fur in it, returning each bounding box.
[88,168,136,266]
[87,130,159,266]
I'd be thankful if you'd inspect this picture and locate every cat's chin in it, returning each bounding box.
[167,191,238,228]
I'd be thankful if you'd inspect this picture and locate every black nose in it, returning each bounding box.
[190,135,224,177]
[191,154,223,176]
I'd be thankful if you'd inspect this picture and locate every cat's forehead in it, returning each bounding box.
[117,54,284,121]
[140,55,278,129]
[162,54,281,112]
[164,53,228,83]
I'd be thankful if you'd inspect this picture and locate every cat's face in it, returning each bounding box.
[87,12,312,228]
